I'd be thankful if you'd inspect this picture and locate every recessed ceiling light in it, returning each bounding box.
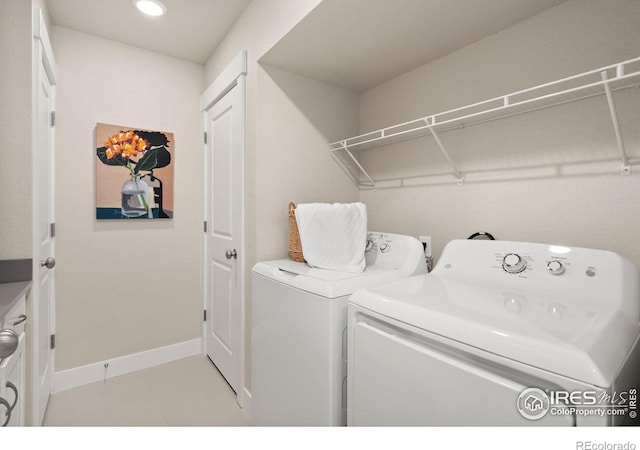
[133,0,166,17]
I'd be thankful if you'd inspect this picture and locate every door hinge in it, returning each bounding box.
[50,334,55,349]
[204,221,207,233]
[50,222,56,238]
[204,131,207,144]
[51,111,56,127]
[203,310,207,322]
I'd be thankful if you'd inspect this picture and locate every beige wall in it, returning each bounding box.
[52,27,205,370]
[204,0,360,390]
[256,65,360,260]
[204,0,323,83]
[358,0,640,267]
[0,0,33,259]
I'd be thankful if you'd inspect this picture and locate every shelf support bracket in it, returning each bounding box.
[601,71,631,175]
[340,142,377,189]
[426,120,463,184]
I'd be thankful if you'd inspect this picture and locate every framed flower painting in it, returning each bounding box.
[96,123,174,219]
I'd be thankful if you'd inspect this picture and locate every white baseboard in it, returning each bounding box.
[54,338,202,393]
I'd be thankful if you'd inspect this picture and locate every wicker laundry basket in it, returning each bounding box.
[288,202,305,262]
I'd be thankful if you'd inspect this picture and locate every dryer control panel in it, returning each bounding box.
[497,250,581,279]
[495,250,569,277]
[433,239,638,308]
[485,245,597,281]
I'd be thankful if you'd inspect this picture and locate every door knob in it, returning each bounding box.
[41,257,56,269]
[0,329,19,358]
[225,249,237,260]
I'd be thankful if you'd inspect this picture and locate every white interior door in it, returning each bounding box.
[204,82,244,395]
[33,9,56,426]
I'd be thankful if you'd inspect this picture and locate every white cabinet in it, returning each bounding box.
[0,334,25,426]
[0,294,26,427]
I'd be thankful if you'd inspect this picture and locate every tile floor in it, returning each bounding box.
[43,355,249,426]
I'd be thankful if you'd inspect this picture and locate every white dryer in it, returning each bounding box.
[251,232,427,426]
[348,239,640,426]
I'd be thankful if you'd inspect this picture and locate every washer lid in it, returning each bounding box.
[253,259,404,298]
[349,274,640,388]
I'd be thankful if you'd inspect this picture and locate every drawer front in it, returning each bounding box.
[1,294,26,335]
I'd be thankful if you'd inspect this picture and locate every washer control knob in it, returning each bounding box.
[502,253,527,274]
[379,243,390,253]
[365,239,374,252]
[547,260,565,275]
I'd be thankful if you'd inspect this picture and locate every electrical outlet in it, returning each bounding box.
[419,236,432,257]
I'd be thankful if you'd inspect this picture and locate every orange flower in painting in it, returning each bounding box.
[103,131,149,160]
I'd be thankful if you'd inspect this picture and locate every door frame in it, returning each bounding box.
[200,50,247,408]
[31,7,57,426]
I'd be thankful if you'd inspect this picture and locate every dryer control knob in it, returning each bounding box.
[379,243,390,253]
[547,260,565,275]
[502,253,527,274]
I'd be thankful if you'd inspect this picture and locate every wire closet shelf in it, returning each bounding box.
[330,56,640,189]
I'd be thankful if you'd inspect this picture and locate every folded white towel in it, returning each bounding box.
[295,202,368,273]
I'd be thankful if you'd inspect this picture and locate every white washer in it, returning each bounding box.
[251,232,427,426]
[348,239,640,426]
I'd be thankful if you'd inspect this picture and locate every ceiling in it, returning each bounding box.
[261,0,568,92]
[47,0,252,64]
[46,0,568,85]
